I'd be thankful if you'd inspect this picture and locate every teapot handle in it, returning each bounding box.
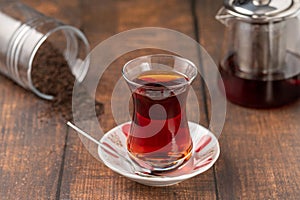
[215,7,235,26]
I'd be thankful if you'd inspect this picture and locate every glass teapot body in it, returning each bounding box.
[216,3,300,108]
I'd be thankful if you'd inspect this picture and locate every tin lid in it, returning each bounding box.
[224,0,300,22]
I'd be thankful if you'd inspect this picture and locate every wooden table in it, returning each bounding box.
[1,0,299,199]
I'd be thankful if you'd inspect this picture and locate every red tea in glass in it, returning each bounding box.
[122,55,197,171]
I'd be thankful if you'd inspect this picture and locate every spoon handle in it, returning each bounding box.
[66,121,161,177]
[67,122,101,145]
[67,122,125,159]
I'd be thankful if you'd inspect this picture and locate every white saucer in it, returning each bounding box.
[98,121,220,187]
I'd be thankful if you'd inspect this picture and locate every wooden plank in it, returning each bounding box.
[0,1,83,199]
[0,78,67,200]
[195,0,300,199]
[59,0,217,199]
[216,104,300,199]
[23,0,82,27]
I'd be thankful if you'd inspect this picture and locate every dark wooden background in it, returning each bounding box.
[0,0,299,199]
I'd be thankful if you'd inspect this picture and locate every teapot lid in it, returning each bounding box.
[225,0,300,22]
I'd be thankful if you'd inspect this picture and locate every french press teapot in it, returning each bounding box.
[216,0,300,108]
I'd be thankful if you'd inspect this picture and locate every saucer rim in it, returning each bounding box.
[98,121,220,182]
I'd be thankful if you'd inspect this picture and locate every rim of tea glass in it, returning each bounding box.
[122,54,198,89]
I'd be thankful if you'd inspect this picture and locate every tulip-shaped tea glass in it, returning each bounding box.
[122,54,198,172]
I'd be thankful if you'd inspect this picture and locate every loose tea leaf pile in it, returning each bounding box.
[31,41,103,121]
